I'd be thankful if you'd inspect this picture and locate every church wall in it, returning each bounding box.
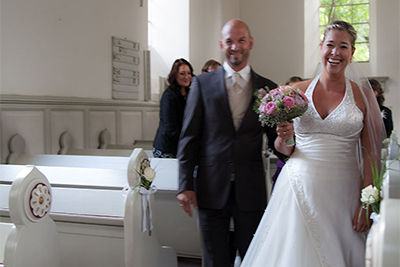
[0,0,148,100]
[0,0,399,162]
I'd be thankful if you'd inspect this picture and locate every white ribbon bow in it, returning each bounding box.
[139,185,157,233]
[370,212,381,224]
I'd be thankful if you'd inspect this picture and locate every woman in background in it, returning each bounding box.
[369,78,393,137]
[153,58,194,158]
[201,59,222,73]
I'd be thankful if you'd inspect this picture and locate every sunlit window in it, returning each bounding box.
[319,0,370,62]
[148,0,189,96]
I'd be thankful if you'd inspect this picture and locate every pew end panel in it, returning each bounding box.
[124,189,177,267]
[0,223,13,265]
[2,166,60,267]
[383,159,400,199]
[125,148,178,267]
[366,199,400,267]
[387,133,399,160]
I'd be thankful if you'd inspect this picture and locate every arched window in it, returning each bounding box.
[319,0,370,62]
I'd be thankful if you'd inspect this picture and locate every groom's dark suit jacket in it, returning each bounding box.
[177,66,286,212]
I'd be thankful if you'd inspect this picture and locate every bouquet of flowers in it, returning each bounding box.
[254,85,309,146]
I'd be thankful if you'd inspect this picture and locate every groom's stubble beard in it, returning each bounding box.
[227,49,250,68]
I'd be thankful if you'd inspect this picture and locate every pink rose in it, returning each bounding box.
[258,103,266,113]
[299,90,308,103]
[295,95,305,106]
[270,90,283,99]
[283,96,295,108]
[257,88,267,98]
[265,102,276,114]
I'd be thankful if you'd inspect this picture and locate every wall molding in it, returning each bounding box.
[0,95,160,163]
[0,94,160,107]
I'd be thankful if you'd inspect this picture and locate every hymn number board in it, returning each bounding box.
[112,37,140,100]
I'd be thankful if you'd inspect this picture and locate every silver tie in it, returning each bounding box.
[232,72,242,93]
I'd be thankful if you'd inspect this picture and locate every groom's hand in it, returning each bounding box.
[177,190,198,217]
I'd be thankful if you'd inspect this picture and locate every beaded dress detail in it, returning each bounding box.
[241,75,366,267]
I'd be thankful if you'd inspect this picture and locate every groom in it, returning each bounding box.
[177,19,287,266]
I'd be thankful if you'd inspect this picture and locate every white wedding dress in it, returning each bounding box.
[241,76,367,267]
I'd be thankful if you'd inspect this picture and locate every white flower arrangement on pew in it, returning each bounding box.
[133,158,157,236]
[360,154,399,226]
[134,158,156,190]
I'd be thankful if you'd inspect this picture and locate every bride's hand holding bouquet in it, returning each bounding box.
[253,85,309,147]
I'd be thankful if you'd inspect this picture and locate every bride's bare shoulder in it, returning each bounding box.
[291,79,313,93]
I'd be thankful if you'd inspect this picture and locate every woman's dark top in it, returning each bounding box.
[153,87,187,157]
[380,105,393,137]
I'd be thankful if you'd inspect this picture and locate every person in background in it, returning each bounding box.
[270,75,304,192]
[369,78,393,137]
[153,58,194,158]
[177,19,287,267]
[202,59,222,73]
[285,76,303,86]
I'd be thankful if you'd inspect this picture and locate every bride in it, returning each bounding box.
[241,21,383,267]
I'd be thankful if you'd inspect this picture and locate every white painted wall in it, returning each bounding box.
[0,0,147,99]
[189,0,239,73]
[1,0,399,134]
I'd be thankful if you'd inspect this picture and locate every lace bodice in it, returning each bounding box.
[293,75,364,162]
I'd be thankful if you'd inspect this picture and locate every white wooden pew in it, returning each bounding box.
[366,199,400,267]
[387,133,399,161]
[59,130,153,157]
[4,147,202,259]
[0,166,60,267]
[383,160,400,199]
[365,139,400,267]
[1,149,178,267]
[99,128,153,150]
[383,133,400,199]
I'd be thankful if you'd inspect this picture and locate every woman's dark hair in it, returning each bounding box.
[369,78,385,106]
[202,59,222,73]
[167,58,194,91]
[285,76,303,85]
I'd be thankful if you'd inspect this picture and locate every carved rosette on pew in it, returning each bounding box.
[28,182,51,220]
[5,165,60,267]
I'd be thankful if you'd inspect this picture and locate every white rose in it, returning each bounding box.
[143,167,156,181]
[360,185,380,204]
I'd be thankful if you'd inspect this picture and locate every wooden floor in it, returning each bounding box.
[177,257,202,267]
